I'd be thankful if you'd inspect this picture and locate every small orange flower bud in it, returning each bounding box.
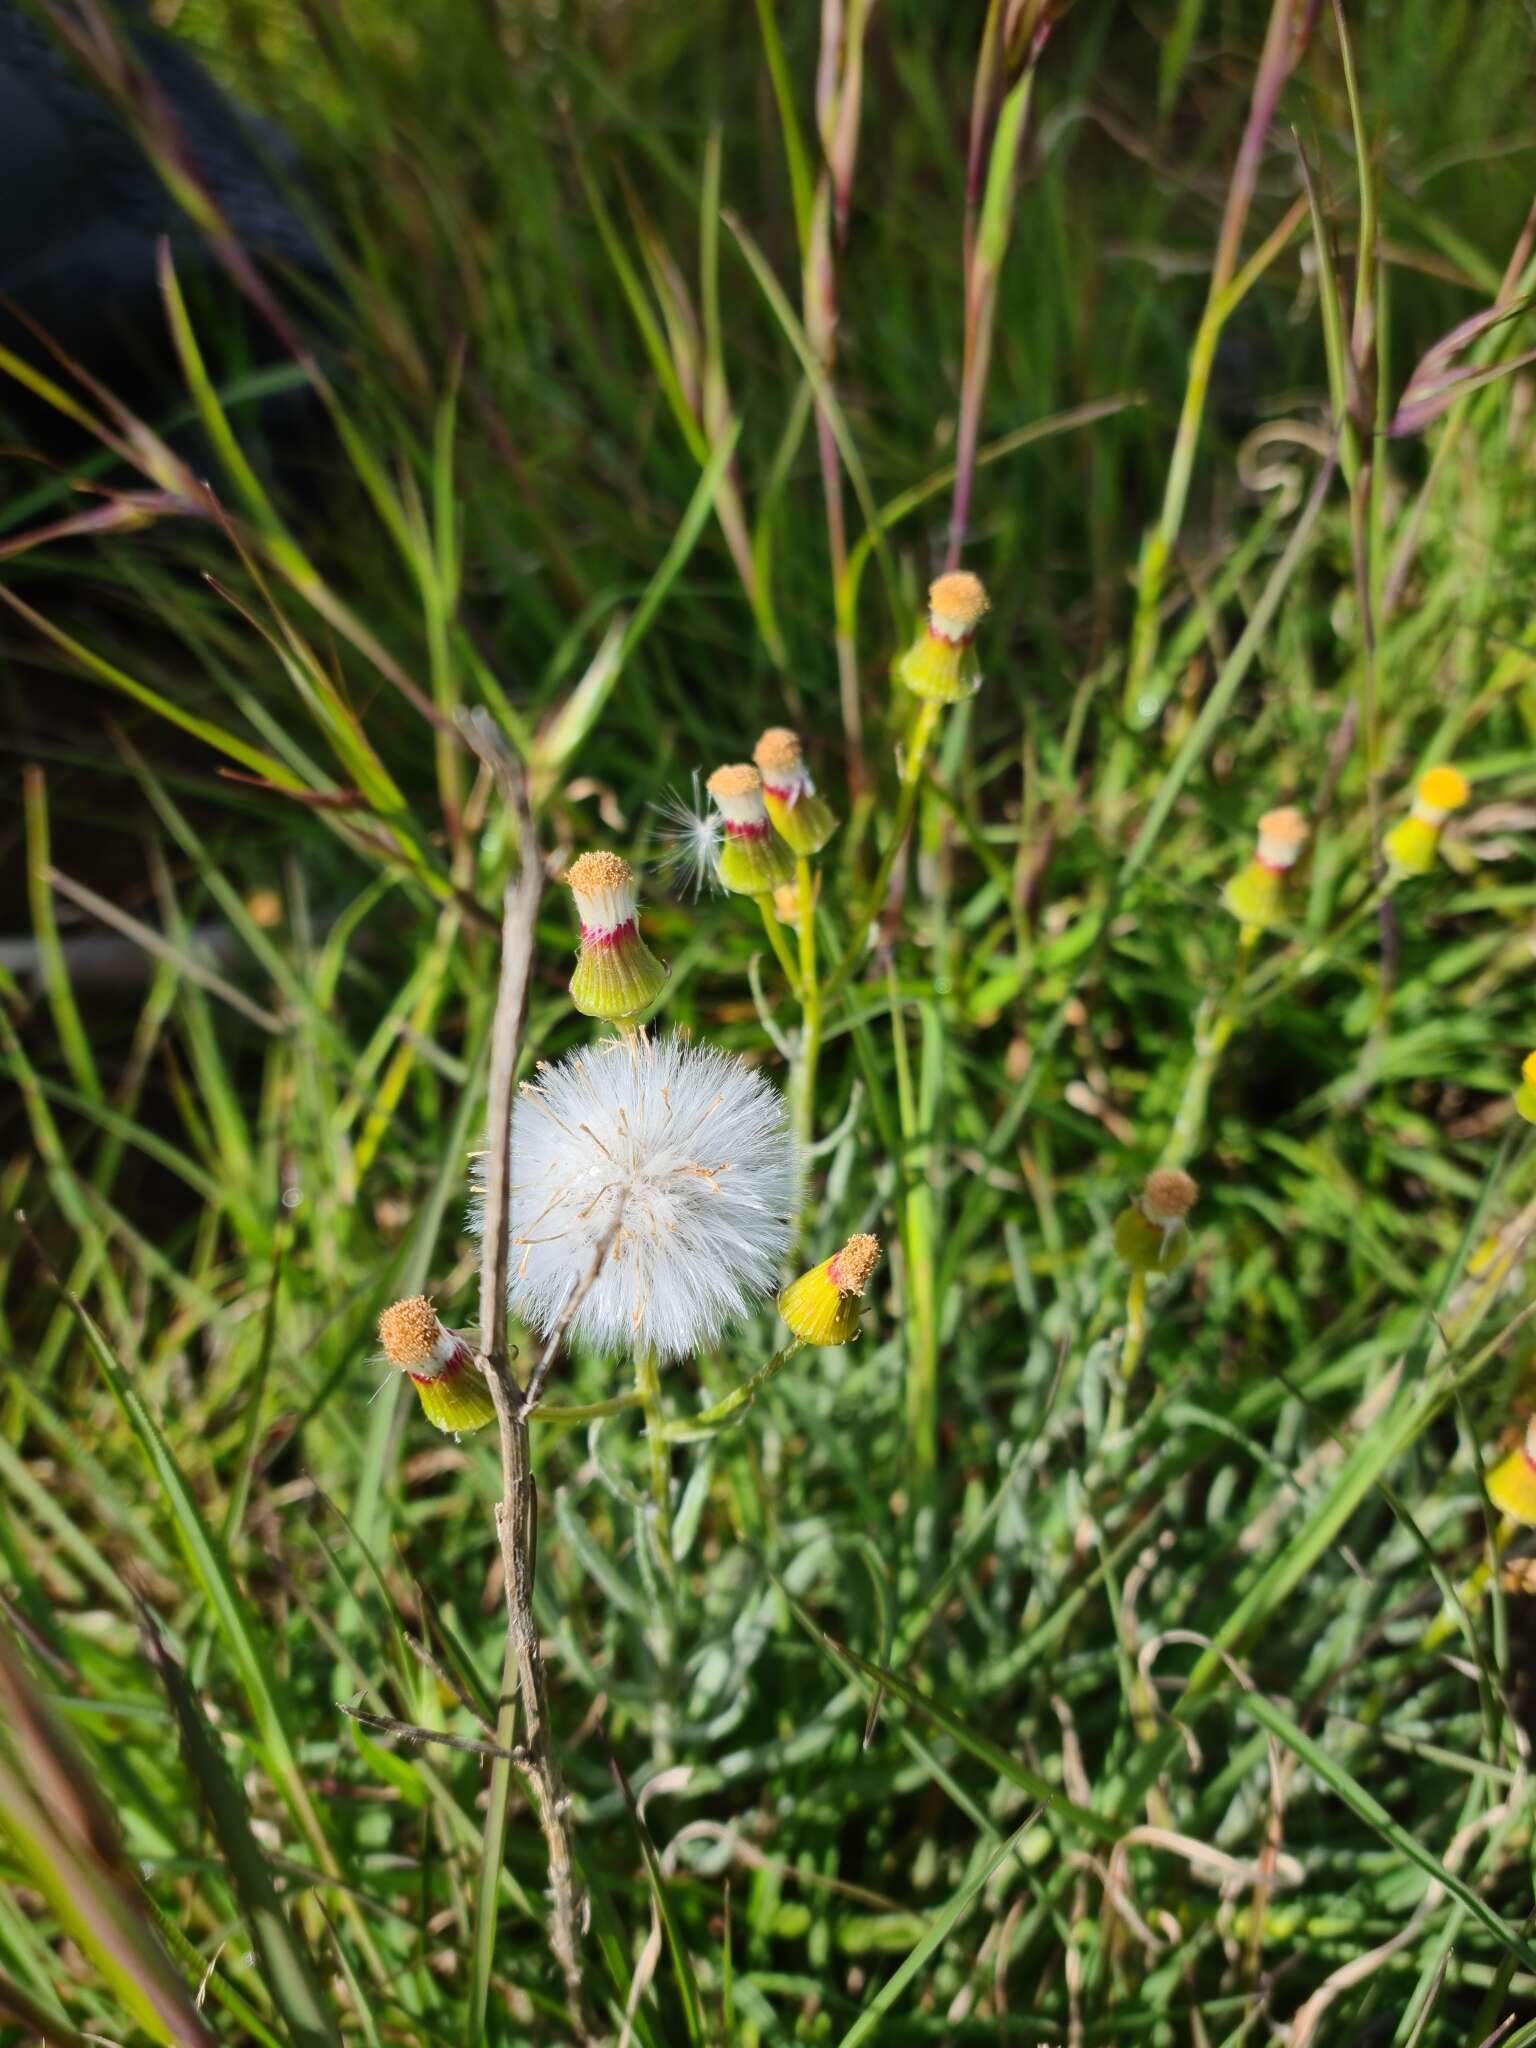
[706,764,795,895]
[378,1297,496,1435]
[778,1233,882,1346]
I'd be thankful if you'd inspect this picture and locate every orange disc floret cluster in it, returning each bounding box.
[1257,807,1308,853]
[927,571,990,634]
[706,762,763,801]
[753,728,803,778]
[779,1233,883,1345]
[378,1295,442,1371]
[565,849,633,895]
[1141,1168,1199,1225]
[827,1232,882,1296]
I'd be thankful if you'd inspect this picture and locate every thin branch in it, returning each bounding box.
[335,1703,527,1765]
[457,709,594,2041]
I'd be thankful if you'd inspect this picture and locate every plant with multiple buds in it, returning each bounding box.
[1383,764,1469,877]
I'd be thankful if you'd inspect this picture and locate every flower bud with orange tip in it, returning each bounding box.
[565,850,667,1024]
[1383,764,1469,876]
[1487,1417,1536,1526]
[1222,806,1308,932]
[706,763,795,895]
[753,727,838,856]
[378,1297,496,1435]
[1113,1168,1199,1276]
[778,1233,882,1346]
[1516,1052,1536,1126]
[897,572,990,705]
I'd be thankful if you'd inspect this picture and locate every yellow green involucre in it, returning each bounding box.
[778,1233,882,1346]
[378,1297,497,1434]
[706,763,795,894]
[565,850,667,1024]
[753,727,839,857]
[1487,1417,1536,1526]
[1516,1051,1536,1126]
[897,572,990,704]
[1383,764,1469,877]
[1222,806,1308,932]
[1113,1169,1199,1276]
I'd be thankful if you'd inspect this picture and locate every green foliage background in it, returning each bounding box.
[5,0,1536,2042]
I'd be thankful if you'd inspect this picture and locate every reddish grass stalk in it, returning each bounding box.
[804,0,876,800]
[946,0,1061,572]
[1121,0,1322,721]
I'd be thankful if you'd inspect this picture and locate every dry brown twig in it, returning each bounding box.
[459,709,595,2041]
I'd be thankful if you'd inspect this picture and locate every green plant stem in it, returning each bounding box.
[1105,1270,1150,1440]
[793,856,821,1161]
[888,960,938,1493]
[633,1344,674,1582]
[1163,924,1258,1168]
[530,1392,642,1427]
[825,696,943,1003]
[1417,1523,1510,1656]
[755,892,802,997]
[662,1341,804,1441]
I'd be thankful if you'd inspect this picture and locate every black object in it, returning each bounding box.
[0,0,326,423]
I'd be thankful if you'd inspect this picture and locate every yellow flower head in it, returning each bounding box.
[378,1297,496,1435]
[565,850,667,1024]
[778,1233,882,1347]
[1384,763,1469,876]
[706,763,795,895]
[897,572,990,705]
[1113,1168,1199,1275]
[1488,1417,1536,1527]
[1223,806,1307,931]
[753,727,839,856]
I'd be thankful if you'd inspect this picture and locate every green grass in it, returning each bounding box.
[6,0,1536,2041]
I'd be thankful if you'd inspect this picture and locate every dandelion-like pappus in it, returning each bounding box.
[483,1033,797,1362]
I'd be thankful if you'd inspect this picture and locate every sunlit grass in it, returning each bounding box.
[4,1,1536,2043]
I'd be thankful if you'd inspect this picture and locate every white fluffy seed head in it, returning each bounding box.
[653,771,725,898]
[476,1033,797,1361]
